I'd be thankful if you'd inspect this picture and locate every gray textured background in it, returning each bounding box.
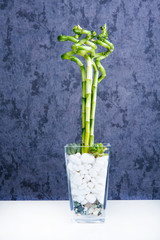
[0,0,160,200]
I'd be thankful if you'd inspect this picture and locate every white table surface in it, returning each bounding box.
[0,200,159,240]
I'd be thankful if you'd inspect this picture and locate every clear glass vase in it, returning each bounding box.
[65,143,111,223]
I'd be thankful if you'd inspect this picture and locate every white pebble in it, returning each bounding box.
[88,169,97,178]
[81,178,87,184]
[76,195,85,203]
[72,195,78,201]
[94,183,105,193]
[96,193,104,204]
[74,158,81,165]
[73,165,81,171]
[72,172,81,179]
[80,169,88,175]
[75,153,81,159]
[91,187,98,194]
[96,156,108,167]
[70,182,77,189]
[86,193,96,203]
[81,153,95,164]
[86,187,91,193]
[67,162,74,171]
[68,154,77,164]
[71,189,79,195]
[83,187,91,194]
[83,174,91,182]
[79,165,85,171]
[98,169,107,178]
[81,199,88,205]
[93,163,103,171]
[79,183,87,190]
[90,177,97,185]
[96,176,105,185]
[72,174,82,186]
[79,189,87,195]
[72,188,86,196]
[84,164,92,170]
[87,182,94,189]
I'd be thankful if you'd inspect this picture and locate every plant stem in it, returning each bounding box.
[60,50,86,149]
[84,54,93,151]
[95,51,111,83]
[57,35,79,43]
[58,25,114,151]
[90,60,99,146]
[81,65,86,147]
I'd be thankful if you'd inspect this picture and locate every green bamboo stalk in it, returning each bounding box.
[58,24,114,150]
[58,35,79,43]
[59,34,96,149]
[84,54,93,151]
[89,60,99,146]
[73,25,92,39]
[59,49,87,148]
[95,51,112,84]
[94,37,114,83]
[81,65,86,147]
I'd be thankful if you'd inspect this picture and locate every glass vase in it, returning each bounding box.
[64,143,111,223]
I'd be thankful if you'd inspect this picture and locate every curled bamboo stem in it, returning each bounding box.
[90,60,99,146]
[58,24,114,148]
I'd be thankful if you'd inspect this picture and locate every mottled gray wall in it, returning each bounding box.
[0,0,160,200]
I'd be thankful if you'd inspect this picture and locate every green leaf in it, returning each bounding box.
[88,143,107,157]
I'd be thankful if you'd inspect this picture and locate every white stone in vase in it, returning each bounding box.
[87,181,94,189]
[68,153,109,205]
[96,176,105,185]
[72,195,78,201]
[79,183,87,190]
[94,183,105,193]
[70,181,77,189]
[92,162,103,171]
[68,154,77,164]
[67,162,74,171]
[86,193,96,203]
[76,195,85,203]
[78,164,85,171]
[81,178,88,185]
[84,164,92,170]
[74,157,81,165]
[81,153,95,164]
[68,154,82,165]
[79,189,87,196]
[75,152,81,159]
[91,187,99,194]
[73,164,83,172]
[71,171,81,178]
[90,177,97,185]
[96,155,108,167]
[83,174,91,182]
[88,169,97,178]
[85,187,91,194]
[72,188,85,196]
[80,169,88,175]
[81,198,88,205]
[72,173,82,186]
[71,189,79,196]
[96,193,104,204]
[98,169,107,178]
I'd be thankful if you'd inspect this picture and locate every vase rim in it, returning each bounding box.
[64,143,111,148]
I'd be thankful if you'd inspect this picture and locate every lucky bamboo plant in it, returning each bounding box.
[58,24,114,153]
